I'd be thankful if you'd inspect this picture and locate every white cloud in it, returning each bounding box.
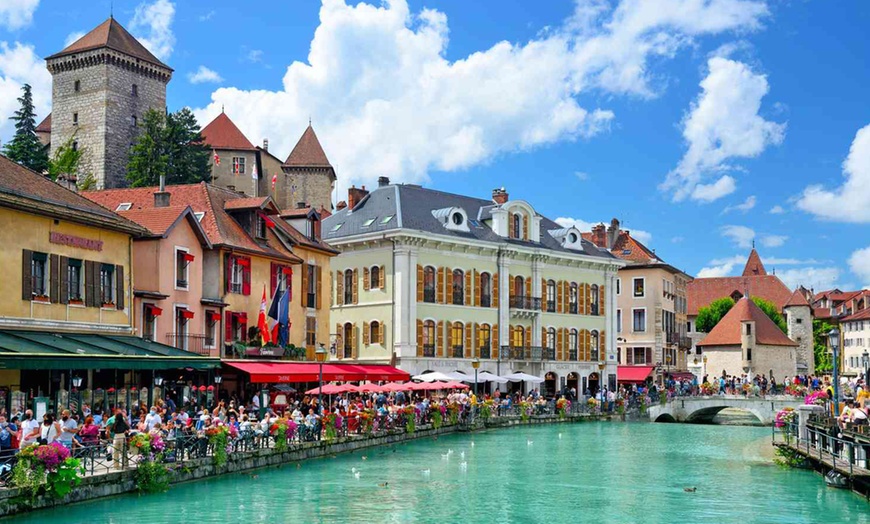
[720,225,755,248]
[194,0,769,194]
[0,42,51,143]
[130,0,175,61]
[769,205,784,214]
[848,246,870,287]
[574,171,590,181]
[777,267,841,291]
[797,123,870,223]
[0,0,39,30]
[697,260,740,278]
[660,57,785,202]
[722,194,756,214]
[671,236,684,243]
[187,66,223,84]
[764,257,820,266]
[246,49,264,63]
[64,31,86,48]
[759,234,787,248]
[199,10,215,22]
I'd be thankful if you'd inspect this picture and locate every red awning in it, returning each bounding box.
[617,366,654,383]
[356,365,410,381]
[183,253,196,262]
[146,304,163,316]
[180,309,195,320]
[224,362,410,384]
[208,312,222,322]
[234,312,248,321]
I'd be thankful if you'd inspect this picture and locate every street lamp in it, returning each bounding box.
[315,344,328,423]
[214,374,223,385]
[862,350,869,391]
[703,355,708,379]
[827,327,840,416]
[154,375,164,387]
[71,375,83,389]
[471,358,480,397]
[598,361,607,412]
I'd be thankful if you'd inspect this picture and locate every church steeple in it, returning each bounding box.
[742,249,767,277]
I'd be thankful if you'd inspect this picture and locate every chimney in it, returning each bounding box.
[492,187,509,205]
[347,185,369,210]
[296,201,307,209]
[263,138,269,151]
[337,201,347,211]
[591,224,607,248]
[606,218,620,249]
[154,175,171,208]
[378,176,390,187]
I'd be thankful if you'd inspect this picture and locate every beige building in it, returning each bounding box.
[842,308,870,376]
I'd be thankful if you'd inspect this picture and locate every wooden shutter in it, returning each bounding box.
[541,278,546,307]
[586,331,592,361]
[416,264,424,302]
[226,312,234,341]
[270,262,277,297]
[416,320,423,357]
[116,264,125,310]
[600,330,606,360]
[363,267,370,291]
[522,214,529,240]
[336,270,344,305]
[351,323,358,358]
[556,281,564,313]
[473,323,480,358]
[509,213,516,238]
[336,323,341,351]
[562,282,569,313]
[465,270,472,306]
[474,270,481,307]
[599,284,606,317]
[329,270,333,307]
[645,347,652,365]
[580,330,587,361]
[436,267,445,304]
[21,249,33,301]
[379,321,386,345]
[59,256,69,304]
[436,321,444,357]
[492,273,498,308]
[224,254,231,294]
[525,326,531,349]
[241,259,251,296]
[49,254,60,303]
[83,260,94,307]
[447,322,454,354]
[541,327,546,354]
[525,277,531,302]
[586,284,592,314]
[378,265,385,289]
[492,323,498,358]
[465,322,472,358]
[315,265,322,309]
[300,265,309,306]
[363,321,370,346]
[508,325,515,351]
[352,268,359,304]
[579,284,585,315]
[557,328,564,360]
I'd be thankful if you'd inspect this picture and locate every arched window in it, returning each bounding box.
[370,266,380,289]
[546,280,556,312]
[452,322,464,358]
[343,322,353,358]
[422,320,435,357]
[423,266,436,303]
[546,327,556,351]
[370,320,380,346]
[478,324,491,357]
[590,284,599,315]
[569,283,579,314]
[569,329,578,361]
[514,276,524,299]
[512,213,521,239]
[590,330,600,361]
[344,270,354,305]
[452,269,464,305]
[480,272,491,308]
[512,325,525,348]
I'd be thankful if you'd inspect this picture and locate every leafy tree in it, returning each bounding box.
[47,132,85,181]
[812,319,834,374]
[3,84,48,172]
[126,108,210,187]
[695,296,787,334]
[77,172,97,191]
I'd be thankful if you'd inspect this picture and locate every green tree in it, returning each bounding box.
[695,296,787,334]
[812,318,834,374]
[3,84,48,173]
[47,132,85,182]
[126,108,210,187]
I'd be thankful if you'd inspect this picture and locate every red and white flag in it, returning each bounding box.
[271,173,277,191]
[258,286,272,346]
[213,150,220,166]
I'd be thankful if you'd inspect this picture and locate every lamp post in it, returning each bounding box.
[471,358,480,397]
[598,361,607,412]
[703,355,708,380]
[827,327,840,416]
[862,350,869,391]
[72,375,83,388]
[315,344,328,420]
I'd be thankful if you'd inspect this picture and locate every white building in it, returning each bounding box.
[842,308,870,376]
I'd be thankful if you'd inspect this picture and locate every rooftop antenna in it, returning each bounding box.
[751,239,755,249]
[309,115,312,126]
[110,1,113,19]
[221,104,225,114]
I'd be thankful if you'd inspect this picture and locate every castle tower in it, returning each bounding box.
[783,289,815,374]
[280,125,336,212]
[45,18,172,189]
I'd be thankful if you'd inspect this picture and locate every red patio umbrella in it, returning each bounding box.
[443,381,470,389]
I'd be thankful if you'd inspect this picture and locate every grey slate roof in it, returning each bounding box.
[323,184,616,260]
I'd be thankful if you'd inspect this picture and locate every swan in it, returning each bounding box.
[459,461,468,469]
[354,471,361,479]
[460,451,465,459]
[441,453,450,460]
[527,439,533,446]
[351,467,357,473]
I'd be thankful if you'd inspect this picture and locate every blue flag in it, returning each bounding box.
[277,287,290,346]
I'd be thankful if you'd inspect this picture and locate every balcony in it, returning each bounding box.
[545,300,556,313]
[452,346,464,358]
[479,346,491,359]
[422,344,435,357]
[509,296,541,319]
[165,333,213,356]
[500,345,548,361]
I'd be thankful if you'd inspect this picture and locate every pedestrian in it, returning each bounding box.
[58,409,79,448]
[111,408,130,469]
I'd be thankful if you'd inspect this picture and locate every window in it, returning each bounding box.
[423,267,436,303]
[306,317,316,347]
[131,115,137,127]
[796,318,803,324]
[633,278,645,297]
[452,269,464,305]
[205,311,218,348]
[546,280,556,312]
[746,347,752,361]
[30,252,48,297]
[173,307,190,351]
[194,212,205,221]
[380,215,394,224]
[132,84,138,97]
[100,264,115,305]
[422,320,435,357]
[569,329,578,360]
[480,272,492,308]
[590,330,599,361]
[330,223,343,232]
[72,141,78,151]
[478,324,491,353]
[370,321,380,346]
[343,323,354,358]
[514,276,525,299]
[451,322,464,357]
[568,232,578,243]
[306,264,316,308]
[546,327,556,351]
[745,324,752,335]
[590,284,599,315]
[74,80,81,92]
[116,203,132,211]
[230,258,245,294]
[73,113,78,125]
[232,157,246,175]
[512,213,521,239]
[569,283,578,314]
[616,278,621,295]
[451,212,464,225]
[344,269,354,305]
[616,309,622,333]
[632,309,646,332]
[275,264,289,294]
[176,249,190,289]
[512,325,525,347]
[143,305,158,341]
[370,265,380,289]
[256,215,267,239]
[230,313,247,342]
[632,347,648,365]
[362,217,376,227]
[67,259,83,301]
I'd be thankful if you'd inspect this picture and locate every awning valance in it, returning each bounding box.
[617,366,654,383]
[224,361,409,384]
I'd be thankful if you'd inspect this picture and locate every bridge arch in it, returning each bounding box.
[653,413,677,423]
[683,406,766,425]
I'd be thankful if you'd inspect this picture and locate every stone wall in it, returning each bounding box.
[210,149,259,196]
[280,166,335,212]
[785,305,814,373]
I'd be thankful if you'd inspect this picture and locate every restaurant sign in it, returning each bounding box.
[49,232,103,251]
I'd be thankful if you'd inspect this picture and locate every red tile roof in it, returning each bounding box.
[284,125,331,167]
[610,231,660,263]
[36,113,51,134]
[784,289,811,308]
[117,206,210,248]
[742,249,767,276]
[698,298,797,347]
[843,308,870,322]
[46,17,170,70]
[224,197,270,211]
[687,275,792,316]
[201,112,256,151]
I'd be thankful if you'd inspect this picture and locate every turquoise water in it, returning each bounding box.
[10,422,870,523]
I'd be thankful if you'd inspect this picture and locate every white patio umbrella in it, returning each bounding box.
[411,371,459,382]
[476,371,508,383]
[503,372,545,383]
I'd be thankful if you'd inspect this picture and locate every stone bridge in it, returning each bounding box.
[647,395,803,425]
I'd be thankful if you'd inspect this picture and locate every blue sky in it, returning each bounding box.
[1,1,869,290]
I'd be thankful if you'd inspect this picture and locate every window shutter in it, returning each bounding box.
[579,284,585,315]
[541,278,546,305]
[83,260,94,307]
[586,284,592,314]
[465,270,472,306]
[378,265,385,289]
[436,267,444,304]
[436,321,444,357]
[116,264,125,310]
[645,347,652,365]
[557,328,564,360]
[416,264,423,302]
[336,323,341,351]
[416,320,423,357]
[270,262,277,297]
[336,270,344,306]
[379,321,386,345]
[447,322,454,354]
[21,249,33,301]
[225,312,234,342]
[315,266,322,309]
[59,256,69,304]
[473,270,480,307]
[586,331,592,361]
[241,258,251,295]
[562,282,569,313]
[224,254,231,294]
[363,267,370,291]
[49,254,60,303]
[492,323,499,358]
[580,330,588,361]
[509,325,515,348]
[600,330,606,360]
[473,323,480,358]
[522,214,529,240]
[363,321,370,346]
[300,265,309,306]
[600,284,606,317]
[352,269,359,304]
[492,273,498,308]
[557,281,563,313]
[525,277,531,302]
[525,326,531,349]
[465,322,472,358]
[328,270,333,307]
[627,347,633,365]
[541,327,546,352]
[351,323,358,358]
[509,213,516,238]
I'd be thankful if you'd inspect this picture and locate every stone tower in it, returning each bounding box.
[45,17,172,189]
[783,289,815,374]
[279,125,336,212]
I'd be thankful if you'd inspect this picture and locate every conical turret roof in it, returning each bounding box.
[742,248,767,276]
[284,125,331,168]
[47,17,171,70]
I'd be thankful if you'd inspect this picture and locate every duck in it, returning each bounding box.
[527,439,534,446]
[441,453,450,460]
[459,462,468,469]
[351,467,357,473]
[354,471,361,479]
[684,487,697,493]
[361,456,368,461]
[378,482,389,488]
[421,468,431,476]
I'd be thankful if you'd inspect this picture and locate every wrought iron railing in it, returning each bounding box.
[500,345,548,361]
[479,346,491,359]
[509,296,541,310]
[422,344,435,357]
[452,346,464,358]
[165,333,213,355]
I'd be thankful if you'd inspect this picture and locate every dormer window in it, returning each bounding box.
[433,207,469,232]
[568,232,578,243]
[452,212,464,226]
[512,213,521,239]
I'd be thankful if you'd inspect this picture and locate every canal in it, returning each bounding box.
[10,422,870,523]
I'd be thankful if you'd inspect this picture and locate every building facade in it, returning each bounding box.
[842,309,870,376]
[324,181,624,396]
